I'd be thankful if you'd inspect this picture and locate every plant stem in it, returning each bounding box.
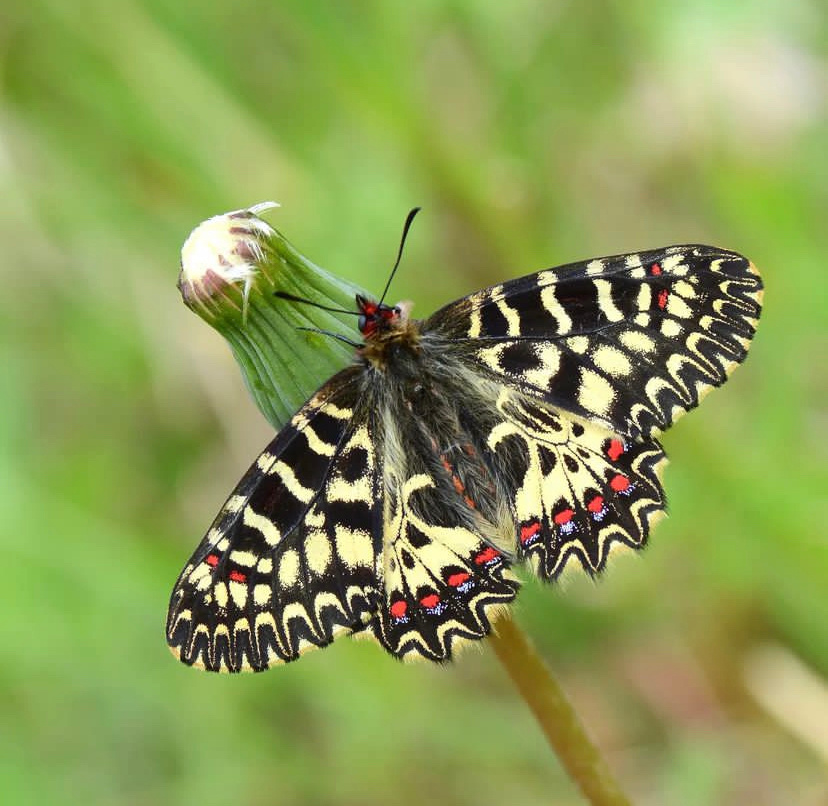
[490,612,633,806]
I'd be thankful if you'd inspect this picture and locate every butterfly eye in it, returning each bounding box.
[358,314,368,332]
[394,306,401,315]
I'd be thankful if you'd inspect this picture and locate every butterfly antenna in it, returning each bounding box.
[296,326,362,349]
[274,290,360,316]
[379,206,421,306]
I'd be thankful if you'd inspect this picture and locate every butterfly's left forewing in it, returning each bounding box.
[167,366,383,672]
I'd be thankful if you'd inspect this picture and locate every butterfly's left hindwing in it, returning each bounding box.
[167,367,382,672]
[373,471,520,662]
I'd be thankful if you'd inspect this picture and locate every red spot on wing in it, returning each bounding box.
[610,474,630,492]
[587,496,604,513]
[419,593,440,609]
[474,546,499,565]
[520,521,542,544]
[447,572,471,587]
[554,509,574,525]
[607,439,624,461]
[205,554,220,567]
[650,263,662,275]
[228,570,247,583]
[390,600,407,619]
[657,289,669,309]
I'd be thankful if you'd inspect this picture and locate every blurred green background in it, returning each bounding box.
[1,1,826,804]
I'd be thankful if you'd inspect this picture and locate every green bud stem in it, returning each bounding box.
[178,204,632,806]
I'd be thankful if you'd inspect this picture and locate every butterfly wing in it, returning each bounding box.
[463,387,667,579]
[420,245,762,579]
[167,366,384,672]
[370,465,519,662]
[427,245,763,439]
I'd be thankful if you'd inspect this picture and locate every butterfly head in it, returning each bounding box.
[356,294,406,339]
[355,295,419,369]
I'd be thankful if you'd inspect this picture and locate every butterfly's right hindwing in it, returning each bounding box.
[166,366,382,672]
[465,389,668,579]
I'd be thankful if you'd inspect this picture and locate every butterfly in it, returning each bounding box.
[167,211,763,672]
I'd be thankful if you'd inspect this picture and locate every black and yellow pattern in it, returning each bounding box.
[167,244,762,671]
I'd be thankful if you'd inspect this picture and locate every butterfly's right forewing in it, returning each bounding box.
[428,245,763,439]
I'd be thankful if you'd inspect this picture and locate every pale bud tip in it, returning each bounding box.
[178,202,280,312]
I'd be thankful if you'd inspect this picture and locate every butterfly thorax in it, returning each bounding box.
[356,295,422,371]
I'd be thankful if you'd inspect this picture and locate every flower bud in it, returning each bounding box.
[178,202,368,429]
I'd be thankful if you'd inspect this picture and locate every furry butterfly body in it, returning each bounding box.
[167,243,762,672]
